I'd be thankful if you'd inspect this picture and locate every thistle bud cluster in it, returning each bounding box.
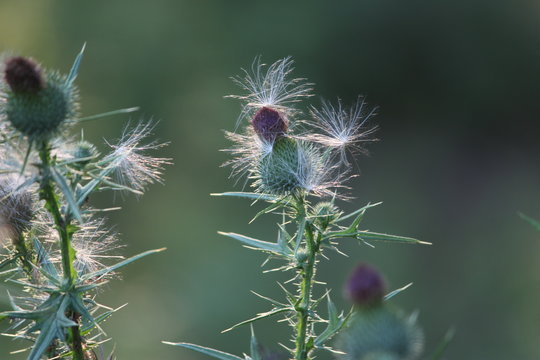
[336,264,424,360]
[0,49,169,359]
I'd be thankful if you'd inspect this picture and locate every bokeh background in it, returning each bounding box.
[1,0,540,359]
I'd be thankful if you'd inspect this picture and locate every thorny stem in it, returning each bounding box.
[38,143,85,360]
[13,234,34,278]
[293,196,319,360]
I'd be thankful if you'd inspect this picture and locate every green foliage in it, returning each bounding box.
[0,47,169,359]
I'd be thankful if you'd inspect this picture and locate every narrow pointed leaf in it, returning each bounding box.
[519,212,540,231]
[218,232,285,255]
[250,200,284,223]
[163,342,243,360]
[336,202,382,223]
[67,43,86,85]
[385,282,413,301]
[75,107,140,123]
[294,216,306,251]
[356,231,431,245]
[50,167,83,223]
[28,317,58,360]
[250,327,261,360]
[0,257,16,271]
[211,192,279,201]
[222,307,291,333]
[33,237,59,279]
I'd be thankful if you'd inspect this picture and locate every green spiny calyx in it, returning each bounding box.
[71,140,99,169]
[335,307,424,360]
[258,137,301,194]
[312,201,339,229]
[4,57,75,140]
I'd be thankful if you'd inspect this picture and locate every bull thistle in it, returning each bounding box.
[165,57,431,360]
[0,46,170,359]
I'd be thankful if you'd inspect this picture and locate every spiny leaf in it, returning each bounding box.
[75,107,140,123]
[66,43,86,85]
[50,167,83,223]
[250,200,284,223]
[314,295,351,347]
[218,232,289,256]
[250,326,261,360]
[211,192,280,202]
[162,342,243,360]
[33,237,59,280]
[356,231,431,245]
[222,307,292,333]
[336,202,382,223]
[0,257,16,271]
[384,282,413,301]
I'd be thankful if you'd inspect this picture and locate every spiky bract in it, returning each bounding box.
[345,263,386,307]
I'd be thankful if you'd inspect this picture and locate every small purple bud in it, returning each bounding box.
[4,56,45,94]
[252,106,288,143]
[345,263,386,307]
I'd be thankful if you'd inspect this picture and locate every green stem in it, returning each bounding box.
[38,143,85,360]
[13,234,34,278]
[293,197,318,360]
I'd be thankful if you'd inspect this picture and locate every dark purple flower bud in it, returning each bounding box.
[4,56,45,94]
[252,106,288,143]
[345,263,386,307]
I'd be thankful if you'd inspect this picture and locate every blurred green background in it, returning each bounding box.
[1,0,540,359]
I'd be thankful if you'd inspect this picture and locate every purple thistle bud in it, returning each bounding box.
[252,106,288,143]
[345,263,386,307]
[4,56,45,94]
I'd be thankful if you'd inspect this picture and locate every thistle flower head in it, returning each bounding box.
[230,56,313,128]
[306,97,377,164]
[2,56,78,141]
[345,263,386,307]
[252,106,288,143]
[224,58,367,199]
[104,122,170,194]
[4,56,45,94]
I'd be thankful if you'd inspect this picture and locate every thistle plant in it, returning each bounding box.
[0,47,169,359]
[165,57,430,360]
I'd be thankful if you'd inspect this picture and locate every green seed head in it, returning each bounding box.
[4,58,77,140]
